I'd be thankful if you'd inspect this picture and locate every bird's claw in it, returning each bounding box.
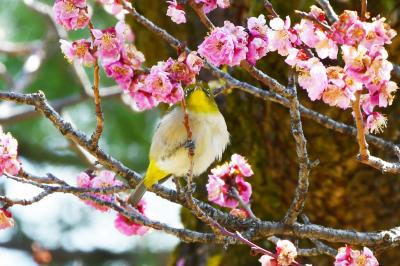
[184,183,196,194]
[184,139,196,152]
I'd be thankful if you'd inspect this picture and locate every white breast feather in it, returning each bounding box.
[153,109,229,177]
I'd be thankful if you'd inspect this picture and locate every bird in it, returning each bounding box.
[128,87,230,206]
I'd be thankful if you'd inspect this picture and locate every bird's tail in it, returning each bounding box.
[128,160,168,207]
[128,179,147,207]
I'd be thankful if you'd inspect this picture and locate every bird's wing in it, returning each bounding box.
[149,108,188,161]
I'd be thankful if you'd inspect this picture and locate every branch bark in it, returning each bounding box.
[282,74,312,225]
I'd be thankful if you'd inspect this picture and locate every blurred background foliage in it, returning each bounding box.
[0,0,399,265]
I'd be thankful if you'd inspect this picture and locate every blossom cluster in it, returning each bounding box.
[206,154,253,211]
[334,246,379,266]
[76,170,123,212]
[126,51,203,110]
[76,170,151,235]
[198,7,398,133]
[259,240,297,266]
[0,208,14,230]
[55,0,205,111]
[0,127,21,176]
[114,199,151,236]
[53,0,90,30]
[166,0,230,24]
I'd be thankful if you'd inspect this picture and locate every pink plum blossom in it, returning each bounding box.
[164,58,194,85]
[258,240,297,266]
[284,48,310,67]
[230,154,253,177]
[364,57,392,87]
[229,208,249,219]
[60,39,95,66]
[365,112,387,134]
[185,52,204,74]
[76,170,123,212]
[122,44,145,69]
[198,26,234,66]
[53,0,89,31]
[334,246,360,266]
[104,59,134,90]
[259,255,277,266]
[145,64,174,98]
[342,45,371,78]
[267,16,298,56]
[92,21,126,63]
[194,0,230,14]
[0,209,14,230]
[0,127,21,176]
[247,15,269,38]
[367,80,397,109]
[361,18,397,49]
[276,240,297,266]
[334,246,379,266]
[322,66,361,109]
[309,5,327,22]
[206,154,253,208]
[295,19,320,48]
[297,58,328,101]
[295,19,337,59]
[124,53,200,111]
[345,21,366,46]
[114,200,151,236]
[360,247,379,266]
[198,21,248,66]
[126,75,160,111]
[207,170,227,206]
[144,60,184,104]
[97,0,124,15]
[166,0,186,24]
[246,37,269,65]
[331,10,359,45]
[314,30,338,59]
[223,21,249,65]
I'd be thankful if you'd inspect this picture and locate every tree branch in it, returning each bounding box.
[2,69,400,254]
[283,73,313,225]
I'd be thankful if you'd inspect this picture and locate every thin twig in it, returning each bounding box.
[361,0,368,20]
[348,0,370,162]
[315,0,338,23]
[230,187,258,220]
[351,92,370,160]
[188,0,215,29]
[295,10,332,32]
[88,21,104,148]
[263,0,279,18]
[180,97,194,190]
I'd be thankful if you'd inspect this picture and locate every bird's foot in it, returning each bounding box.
[184,139,196,154]
[184,183,196,194]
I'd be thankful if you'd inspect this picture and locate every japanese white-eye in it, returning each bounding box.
[128,87,230,206]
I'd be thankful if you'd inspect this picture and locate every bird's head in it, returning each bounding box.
[185,86,219,114]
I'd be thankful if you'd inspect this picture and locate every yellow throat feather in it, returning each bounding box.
[186,89,219,114]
